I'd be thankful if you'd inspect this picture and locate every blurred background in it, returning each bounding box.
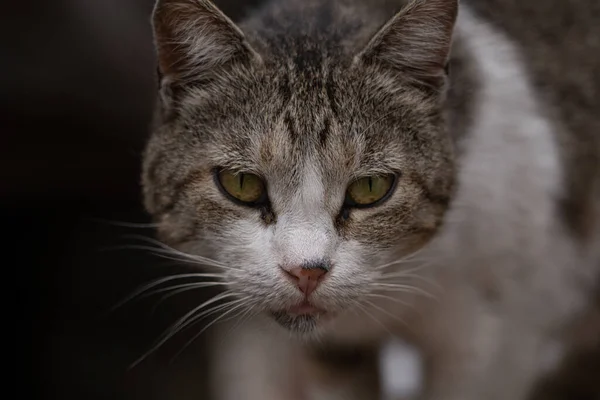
[3,1,598,399]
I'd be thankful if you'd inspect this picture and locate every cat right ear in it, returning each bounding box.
[355,0,458,93]
[152,0,262,84]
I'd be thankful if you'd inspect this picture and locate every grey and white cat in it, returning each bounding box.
[142,0,600,399]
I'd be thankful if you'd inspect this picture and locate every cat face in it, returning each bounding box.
[143,0,457,335]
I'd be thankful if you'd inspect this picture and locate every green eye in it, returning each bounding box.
[345,175,395,207]
[217,170,266,205]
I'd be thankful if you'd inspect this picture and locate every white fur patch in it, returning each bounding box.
[274,163,337,267]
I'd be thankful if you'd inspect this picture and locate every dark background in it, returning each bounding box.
[3,1,598,399]
[3,1,261,399]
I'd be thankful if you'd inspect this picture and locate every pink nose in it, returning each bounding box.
[284,266,328,297]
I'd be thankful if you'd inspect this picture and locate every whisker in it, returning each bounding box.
[376,262,435,277]
[365,293,412,307]
[377,272,431,281]
[225,303,257,336]
[377,266,434,279]
[156,300,243,354]
[161,292,239,338]
[119,235,231,268]
[105,244,231,270]
[150,284,229,314]
[373,245,433,271]
[218,303,254,326]
[129,292,240,369]
[169,301,250,364]
[363,299,408,327]
[211,302,259,347]
[373,257,433,272]
[377,271,440,290]
[163,298,246,339]
[370,283,436,299]
[352,300,394,337]
[371,282,433,297]
[85,217,160,229]
[142,281,227,300]
[144,251,234,270]
[111,273,228,312]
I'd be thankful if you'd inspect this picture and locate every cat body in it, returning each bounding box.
[142,0,600,399]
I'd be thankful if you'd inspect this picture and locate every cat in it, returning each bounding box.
[141,0,600,399]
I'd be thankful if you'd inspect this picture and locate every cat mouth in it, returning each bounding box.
[287,300,324,316]
[270,301,333,332]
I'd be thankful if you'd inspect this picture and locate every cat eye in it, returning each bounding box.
[345,174,396,208]
[216,170,267,206]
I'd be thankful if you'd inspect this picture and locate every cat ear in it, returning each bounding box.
[152,0,261,82]
[356,0,458,92]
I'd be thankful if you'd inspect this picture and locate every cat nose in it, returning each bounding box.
[282,263,329,297]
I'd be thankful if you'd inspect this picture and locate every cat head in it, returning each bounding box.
[143,0,458,336]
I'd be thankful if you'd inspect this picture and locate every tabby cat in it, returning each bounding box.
[142,0,600,398]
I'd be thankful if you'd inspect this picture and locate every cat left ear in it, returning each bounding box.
[152,0,261,83]
[355,0,458,92]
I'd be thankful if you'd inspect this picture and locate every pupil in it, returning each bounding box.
[368,177,373,192]
[239,173,245,190]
